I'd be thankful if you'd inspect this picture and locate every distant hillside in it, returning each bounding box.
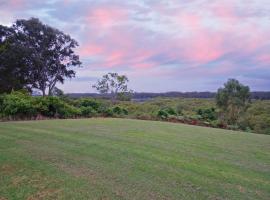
[67,91,270,100]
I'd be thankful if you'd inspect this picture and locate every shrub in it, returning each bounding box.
[77,98,102,111]
[2,91,36,119]
[34,96,79,118]
[58,104,81,118]
[111,106,128,116]
[157,110,169,119]
[80,106,96,117]
[165,107,177,115]
[103,108,114,117]
[122,108,129,115]
[197,108,217,121]
[112,106,123,115]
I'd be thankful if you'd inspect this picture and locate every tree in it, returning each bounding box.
[0,18,81,96]
[93,72,132,101]
[0,25,32,93]
[216,79,251,125]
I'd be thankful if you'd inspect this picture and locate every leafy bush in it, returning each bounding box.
[80,106,96,117]
[2,91,36,118]
[165,107,177,115]
[112,106,128,116]
[197,108,217,121]
[58,104,80,118]
[77,98,101,110]
[34,96,79,118]
[157,110,169,119]
[103,108,114,117]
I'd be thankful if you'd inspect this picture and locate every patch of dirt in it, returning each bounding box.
[0,164,16,174]
[0,197,8,200]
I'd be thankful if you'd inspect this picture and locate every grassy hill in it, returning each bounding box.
[0,118,269,199]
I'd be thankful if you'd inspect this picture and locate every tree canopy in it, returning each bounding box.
[0,18,81,96]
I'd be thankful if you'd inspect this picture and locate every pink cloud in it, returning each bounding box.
[86,6,128,27]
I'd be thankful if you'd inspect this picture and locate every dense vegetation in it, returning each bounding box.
[0,90,269,134]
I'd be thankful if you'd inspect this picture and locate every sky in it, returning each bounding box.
[0,0,270,92]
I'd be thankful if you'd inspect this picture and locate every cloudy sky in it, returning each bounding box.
[0,0,270,92]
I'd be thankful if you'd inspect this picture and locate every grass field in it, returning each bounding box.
[0,118,269,200]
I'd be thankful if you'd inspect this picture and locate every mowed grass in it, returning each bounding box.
[0,118,270,200]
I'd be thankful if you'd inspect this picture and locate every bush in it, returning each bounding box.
[165,107,177,115]
[111,106,128,116]
[77,98,101,110]
[122,108,129,115]
[197,108,217,121]
[80,106,96,117]
[34,96,79,118]
[112,106,122,115]
[58,104,80,118]
[103,108,114,117]
[157,110,169,119]
[2,91,36,119]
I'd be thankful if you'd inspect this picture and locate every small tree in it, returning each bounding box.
[93,73,132,101]
[216,79,251,125]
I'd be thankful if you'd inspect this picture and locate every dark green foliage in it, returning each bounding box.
[0,18,81,96]
[197,108,217,121]
[112,106,128,116]
[165,107,177,115]
[157,107,176,120]
[77,98,101,111]
[103,108,114,117]
[80,106,96,117]
[34,96,79,118]
[122,108,129,115]
[157,110,169,119]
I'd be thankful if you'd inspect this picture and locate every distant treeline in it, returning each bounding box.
[68,91,270,100]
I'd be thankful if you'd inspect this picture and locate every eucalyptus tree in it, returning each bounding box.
[0,18,82,96]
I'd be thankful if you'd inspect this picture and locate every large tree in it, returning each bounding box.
[216,79,251,125]
[93,72,132,101]
[0,18,81,96]
[0,25,31,93]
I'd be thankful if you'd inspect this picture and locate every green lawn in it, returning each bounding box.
[0,118,269,200]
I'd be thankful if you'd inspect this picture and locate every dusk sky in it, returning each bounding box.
[0,0,270,92]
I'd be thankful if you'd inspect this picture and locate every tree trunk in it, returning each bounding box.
[42,89,46,97]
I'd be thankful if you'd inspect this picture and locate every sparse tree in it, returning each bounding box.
[93,73,132,101]
[216,79,251,125]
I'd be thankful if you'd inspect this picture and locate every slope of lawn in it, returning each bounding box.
[0,118,269,200]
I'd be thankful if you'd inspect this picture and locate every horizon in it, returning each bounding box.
[1,0,270,93]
